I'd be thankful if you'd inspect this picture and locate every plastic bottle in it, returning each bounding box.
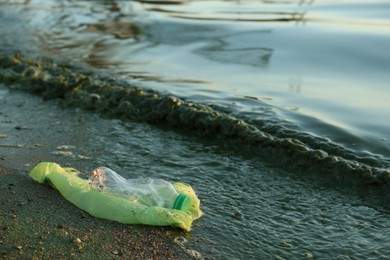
[88,166,191,212]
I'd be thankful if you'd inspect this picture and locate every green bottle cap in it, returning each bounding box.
[173,194,191,212]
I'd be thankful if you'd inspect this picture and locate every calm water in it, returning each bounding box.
[1,0,389,258]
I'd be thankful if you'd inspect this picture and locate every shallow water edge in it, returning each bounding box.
[1,53,389,193]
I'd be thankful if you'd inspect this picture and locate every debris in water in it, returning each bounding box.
[56,145,76,150]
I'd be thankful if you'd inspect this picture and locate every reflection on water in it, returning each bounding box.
[3,0,389,168]
[81,21,141,40]
[196,32,273,67]
[139,0,312,23]
[4,0,388,158]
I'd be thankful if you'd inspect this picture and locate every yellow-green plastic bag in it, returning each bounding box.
[29,162,202,231]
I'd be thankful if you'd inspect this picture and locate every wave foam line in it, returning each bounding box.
[1,54,389,187]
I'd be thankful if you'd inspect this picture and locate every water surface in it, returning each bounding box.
[12,0,388,157]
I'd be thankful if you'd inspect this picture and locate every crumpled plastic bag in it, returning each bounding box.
[29,162,202,231]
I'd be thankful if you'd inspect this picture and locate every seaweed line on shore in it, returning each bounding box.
[0,53,389,189]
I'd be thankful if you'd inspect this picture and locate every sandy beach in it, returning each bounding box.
[0,85,192,259]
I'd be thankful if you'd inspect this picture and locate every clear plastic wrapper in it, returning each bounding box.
[88,166,190,211]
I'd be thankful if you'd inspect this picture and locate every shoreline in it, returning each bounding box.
[0,86,191,259]
[1,53,388,187]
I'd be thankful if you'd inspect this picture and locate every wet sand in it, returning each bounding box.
[0,86,190,259]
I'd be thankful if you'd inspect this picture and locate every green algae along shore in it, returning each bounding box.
[0,86,195,259]
[1,54,389,188]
